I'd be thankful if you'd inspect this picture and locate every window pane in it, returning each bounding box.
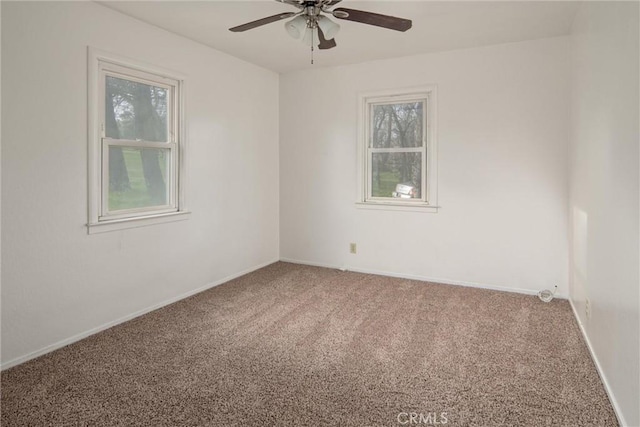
[108,146,170,211]
[371,102,424,148]
[105,76,168,142]
[371,152,422,198]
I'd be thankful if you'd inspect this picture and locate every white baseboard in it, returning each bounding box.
[279,257,567,299]
[568,299,627,426]
[1,258,278,371]
[2,257,569,371]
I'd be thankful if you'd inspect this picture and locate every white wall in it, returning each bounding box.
[1,2,280,367]
[569,2,639,425]
[280,37,570,296]
[2,3,637,423]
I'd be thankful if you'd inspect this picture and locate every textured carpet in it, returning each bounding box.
[1,262,617,426]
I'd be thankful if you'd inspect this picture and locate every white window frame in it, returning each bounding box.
[87,48,189,233]
[356,86,438,212]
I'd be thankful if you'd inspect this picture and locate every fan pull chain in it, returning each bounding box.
[310,30,314,65]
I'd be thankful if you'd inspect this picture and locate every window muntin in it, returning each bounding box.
[358,87,437,211]
[365,95,428,204]
[98,60,181,221]
[88,49,188,233]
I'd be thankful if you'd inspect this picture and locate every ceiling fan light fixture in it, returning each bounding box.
[285,15,307,39]
[230,1,413,57]
[302,27,318,46]
[317,15,340,40]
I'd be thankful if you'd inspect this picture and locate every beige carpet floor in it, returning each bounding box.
[1,262,617,426]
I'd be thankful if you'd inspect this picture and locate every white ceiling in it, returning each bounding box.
[99,1,581,73]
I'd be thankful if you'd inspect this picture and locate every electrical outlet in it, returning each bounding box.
[585,298,591,320]
[349,243,357,254]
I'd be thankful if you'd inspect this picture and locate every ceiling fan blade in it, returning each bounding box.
[326,0,342,5]
[332,7,412,32]
[229,12,296,32]
[317,27,337,50]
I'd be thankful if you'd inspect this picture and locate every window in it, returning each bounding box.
[357,86,438,211]
[88,49,188,233]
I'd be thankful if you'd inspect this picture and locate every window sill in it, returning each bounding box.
[87,211,191,234]
[355,202,439,213]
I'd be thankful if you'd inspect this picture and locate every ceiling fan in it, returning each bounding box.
[229,0,412,52]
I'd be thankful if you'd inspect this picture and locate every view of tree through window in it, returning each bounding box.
[105,76,170,211]
[370,101,424,198]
